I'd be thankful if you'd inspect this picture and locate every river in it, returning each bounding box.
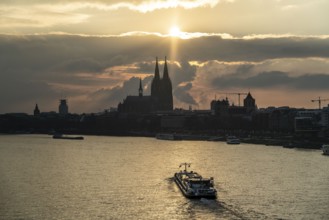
[0,134,328,219]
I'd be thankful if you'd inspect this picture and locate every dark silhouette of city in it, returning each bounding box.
[1,56,329,148]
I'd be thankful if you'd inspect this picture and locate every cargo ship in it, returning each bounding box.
[174,163,217,199]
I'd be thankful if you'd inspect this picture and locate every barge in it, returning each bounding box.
[174,163,217,199]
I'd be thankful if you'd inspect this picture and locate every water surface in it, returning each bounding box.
[1,135,328,219]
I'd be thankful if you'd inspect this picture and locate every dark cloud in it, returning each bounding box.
[185,37,329,62]
[53,58,105,74]
[0,79,56,103]
[212,71,329,90]
[87,76,154,110]
[293,74,329,90]
[170,59,197,87]
[2,35,329,71]
[236,64,254,75]
[135,61,154,73]
[1,34,329,113]
[94,77,141,102]
[174,83,197,105]
[0,74,59,113]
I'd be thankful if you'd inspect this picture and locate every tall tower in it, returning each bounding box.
[244,92,255,108]
[244,92,256,113]
[34,104,40,116]
[139,78,143,97]
[151,57,161,99]
[150,56,173,111]
[59,99,69,115]
[160,56,173,111]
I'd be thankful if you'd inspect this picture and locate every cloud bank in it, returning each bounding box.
[1,33,329,113]
[0,0,225,29]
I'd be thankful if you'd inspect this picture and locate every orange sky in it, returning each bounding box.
[0,0,329,113]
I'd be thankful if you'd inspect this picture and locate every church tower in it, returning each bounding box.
[160,57,173,111]
[150,56,173,111]
[139,78,143,97]
[33,104,40,116]
[118,56,173,114]
[151,57,161,100]
[244,92,256,113]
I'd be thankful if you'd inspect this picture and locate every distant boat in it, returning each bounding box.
[174,163,217,199]
[155,133,182,141]
[207,136,225,142]
[156,133,211,141]
[283,142,295,148]
[52,133,84,140]
[322,145,329,155]
[226,136,240,145]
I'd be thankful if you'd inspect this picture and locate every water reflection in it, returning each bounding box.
[0,135,328,219]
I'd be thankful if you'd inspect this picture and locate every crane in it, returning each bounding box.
[311,97,329,109]
[218,92,248,106]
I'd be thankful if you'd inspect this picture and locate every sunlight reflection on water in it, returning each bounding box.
[0,135,328,219]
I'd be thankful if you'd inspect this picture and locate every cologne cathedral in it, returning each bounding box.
[118,57,173,113]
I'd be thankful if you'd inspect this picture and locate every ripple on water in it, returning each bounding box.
[1,135,329,219]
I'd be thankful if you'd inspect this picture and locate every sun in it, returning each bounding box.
[169,26,182,37]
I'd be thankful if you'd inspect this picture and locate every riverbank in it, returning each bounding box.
[1,131,327,149]
[153,132,326,149]
[240,137,324,149]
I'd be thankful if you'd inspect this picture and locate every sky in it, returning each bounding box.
[1,0,329,114]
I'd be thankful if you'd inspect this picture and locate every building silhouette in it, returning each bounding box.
[118,57,173,113]
[244,92,257,113]
[151,56,173,111]
[211,92,257,116]
[59,99,69,115]
[33,104,40,116]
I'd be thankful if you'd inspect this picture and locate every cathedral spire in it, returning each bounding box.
[163,56,169,79]
[154,56,160,80]
[151,57,161,99]
[139,78,143,97]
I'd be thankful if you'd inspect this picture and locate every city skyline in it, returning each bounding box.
[1,0,329,114]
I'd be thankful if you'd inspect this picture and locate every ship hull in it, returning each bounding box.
[322,145,329,155]
[174,173,217,199]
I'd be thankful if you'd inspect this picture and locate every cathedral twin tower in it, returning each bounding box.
[118,57,173,113]
[151,57,173,111]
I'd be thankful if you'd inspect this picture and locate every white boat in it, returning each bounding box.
[322,145,329,155]
[53,133,84,140]
[226,136,240,144]
[174,163,217,199]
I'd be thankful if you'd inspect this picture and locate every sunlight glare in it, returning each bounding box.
[169,26,182,37]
